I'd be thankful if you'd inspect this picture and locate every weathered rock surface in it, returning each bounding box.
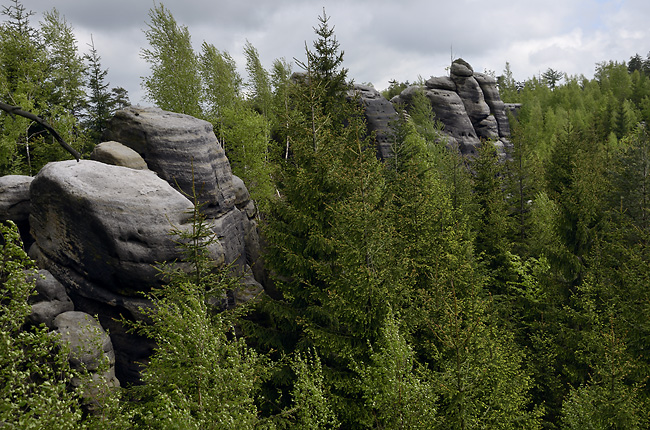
[391,59,512,156]
[474,73,511,138]
[28,160,200,383]
[29,160,198,295]
[21,107,265,384]
[0,174,32,222]
[351,84,397,160]
[102,107,236,216]
[90,141,149,170]
[0,175,33,245]
[27,269,74,328]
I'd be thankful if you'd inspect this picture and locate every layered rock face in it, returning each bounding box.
[392,59,512,156]
[0,107,265,386]
[351,84,397,160]
[102,107,236,216]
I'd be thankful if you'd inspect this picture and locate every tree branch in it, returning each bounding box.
[0,101,81,161]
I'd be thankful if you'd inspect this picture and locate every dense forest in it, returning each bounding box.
[2,1,650,428]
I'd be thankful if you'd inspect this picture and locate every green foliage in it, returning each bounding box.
[126,192,264,429]
[561,316,649,429]
[426,283,543,430]
[357,311,438,429]
[472,140,514,293]
[83,36,130,145]
[0,221,85,428]
[199,42,241,127]
[288,350,338,429]
[40,8,86,115]
[141,2,202,117]
[381,79,409,100]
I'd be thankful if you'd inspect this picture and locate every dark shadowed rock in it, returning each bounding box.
[102,106,236,216]
[474,73,511,138]
[505,103,522,119]
[27,269,74,328]
[351,84,397,160]
[90,141,149,170]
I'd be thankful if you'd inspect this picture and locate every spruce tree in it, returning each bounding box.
[257,11,393,427]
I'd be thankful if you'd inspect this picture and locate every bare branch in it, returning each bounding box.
[0,101,81,161]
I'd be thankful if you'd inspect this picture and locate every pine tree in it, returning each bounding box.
[472,140,514,294]
[83,36,112,144]
[257,11,393,427]
[40,8,86,115]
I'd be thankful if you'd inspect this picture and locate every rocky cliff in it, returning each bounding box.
[378,58,512,156]
[1,107,264,386]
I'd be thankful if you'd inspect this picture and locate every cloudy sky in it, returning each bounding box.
[18,0,650,104]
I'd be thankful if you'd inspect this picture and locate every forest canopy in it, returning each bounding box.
[2,1,650,428]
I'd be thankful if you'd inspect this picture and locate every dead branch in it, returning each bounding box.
[0,101,81,161]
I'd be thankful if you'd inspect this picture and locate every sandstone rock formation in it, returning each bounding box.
[351,84,397,160]
[24,268,118,406]
[28,160,195,383]
[18,107,265,385]
[391,59,512,156]
[53,311,120,409]
[0,175,33,246]
[90,140,149,170]
[102,107,237,217]
[27,269,74,328]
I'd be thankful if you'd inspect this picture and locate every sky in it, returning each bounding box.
[17,0,650,104]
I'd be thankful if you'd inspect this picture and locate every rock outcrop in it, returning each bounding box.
[28,160,196,383]
[52,311,120,409]
[27,269,74,328]
[9,106,266,385]
[391,59,512,156]
[90,141,149,170]
[0,175,33,246]
[102,107,237,217]
[24,268,118,406]
[351,84,397,160]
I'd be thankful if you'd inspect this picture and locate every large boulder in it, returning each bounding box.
[29,160,200,295]
[102,107,237,217]
[90,141,149,170]
[29,160,203,383]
